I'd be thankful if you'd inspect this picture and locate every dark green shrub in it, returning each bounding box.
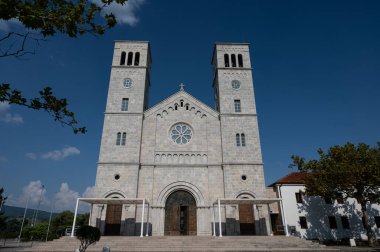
[76,225,101,252]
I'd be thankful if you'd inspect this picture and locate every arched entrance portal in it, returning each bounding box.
[164,190,197,236]
[105,202,122,235]
[238,196,255,235]
[104,194,123,236]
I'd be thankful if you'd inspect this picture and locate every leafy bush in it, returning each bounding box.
[76,225,101,252]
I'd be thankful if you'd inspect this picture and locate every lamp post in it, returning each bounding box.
[32,185,45,226]
[45,200,54,242]
[18,196,30,244]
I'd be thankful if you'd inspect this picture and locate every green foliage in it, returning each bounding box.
[290,142,380,246]
[50,211,89,238]
[0,188,6,207]
[1,0,129,133]
[51,210,74,237]
[22,222,49,241]
[0,84,86,134]
[0,218,22,243]
[77,213,90,227]
[0,0,128,38]
[0,188,7,231]
[76,225,101,252]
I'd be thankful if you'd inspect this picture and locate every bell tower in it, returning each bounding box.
[98,41,151,164]
[212,43,266,197]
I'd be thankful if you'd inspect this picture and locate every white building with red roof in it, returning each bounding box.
[269,172,380,242]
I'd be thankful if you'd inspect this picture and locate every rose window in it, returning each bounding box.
[170,123,193,145]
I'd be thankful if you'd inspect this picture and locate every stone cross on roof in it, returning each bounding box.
[179,83,185,91]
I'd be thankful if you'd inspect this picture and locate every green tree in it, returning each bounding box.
[77,213,90,227]
[290,142,380,246]
[1,218,22,245]
[1,0,129,134]
[22,222,48,241]
[76,225,101,252]
[51,210,73,237]
[0,188,7,230]
[50,211,89,238]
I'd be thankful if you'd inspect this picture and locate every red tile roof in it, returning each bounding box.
[269,172,307,186]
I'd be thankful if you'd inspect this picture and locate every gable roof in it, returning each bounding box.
[144,89,219,118]
[269,172,306,187]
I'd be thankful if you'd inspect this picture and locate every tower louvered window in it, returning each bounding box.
[224,54,230,67]
[120,51,126,65]
[134,52,140,66]
[238,54,243,67]
[231,54,237,67]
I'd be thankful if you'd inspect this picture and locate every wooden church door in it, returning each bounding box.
[104,204,122,235]
[164,190,197,235]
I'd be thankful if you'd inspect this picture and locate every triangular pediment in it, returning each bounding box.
[144,90,219,119]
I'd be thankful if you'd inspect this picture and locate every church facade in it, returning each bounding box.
[91,41,273,236]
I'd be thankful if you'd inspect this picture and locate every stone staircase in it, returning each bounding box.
[19,236,336,251]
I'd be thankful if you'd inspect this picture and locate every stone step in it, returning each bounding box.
[19,236,334,252]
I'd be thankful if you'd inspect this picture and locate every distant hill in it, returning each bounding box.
[1,205,58,220]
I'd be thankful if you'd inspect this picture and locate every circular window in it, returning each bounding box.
[123,78,133,88]
[241,175,247,181]
[114,174,120,180]
[231,80,241,90]
[170,123,193,145]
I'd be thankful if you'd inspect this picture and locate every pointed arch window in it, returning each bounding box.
[231,54,237,67]
[236,133,241,146]
[238,54,243,67]
[224,54,230,67]
[134,52,140,66]
[120,51,126,65]
[127,52,133,66]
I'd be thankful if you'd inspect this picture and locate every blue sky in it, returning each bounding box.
[0,0,379,212]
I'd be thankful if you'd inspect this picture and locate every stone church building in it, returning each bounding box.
[89,41,278,237]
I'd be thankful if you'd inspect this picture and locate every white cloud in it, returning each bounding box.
[42,146,80,161]
[0,20,11,32]
[0,18,22,32]
[91,0,145,26]
[0,102,10,112]
[53,183,80,211]
[25,152,37,160]
[0,102,23,124]
[0,113,23,124]
[8,180,49,209]
[8,181,95,212]
[82,186,96,198]
[53,184,95,212]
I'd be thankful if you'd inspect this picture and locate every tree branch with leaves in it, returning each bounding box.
[0,0,129,133]
[0,84,86,133]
